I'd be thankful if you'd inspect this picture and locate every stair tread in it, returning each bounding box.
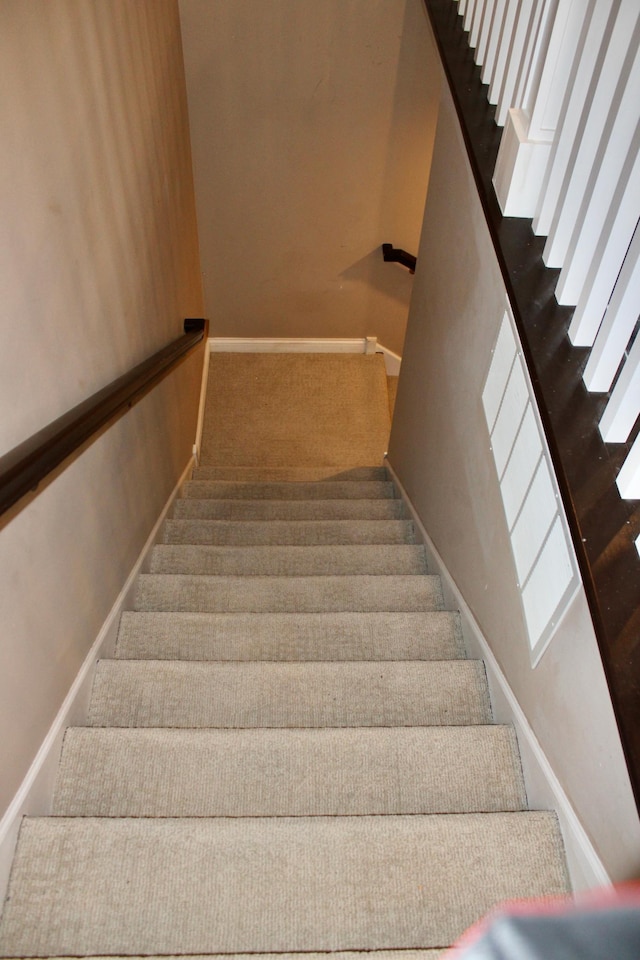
[0,814,569,956]
[134,574,444,613]
[149,544,427,576]
[87,660,491,728]
[54,725,526,817]
[163,518,416,545]
[183,480,396,500]
[116,611,464,661]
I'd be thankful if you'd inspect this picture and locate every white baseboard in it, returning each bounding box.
[0,456,195,903]
[378,344,402,377]
[209,336,370,354]
[385,459,611,893]
[208,337,402,377]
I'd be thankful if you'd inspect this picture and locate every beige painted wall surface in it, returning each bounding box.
[388,80,640,881]
[0,0,204,818]
[179,0,440,356]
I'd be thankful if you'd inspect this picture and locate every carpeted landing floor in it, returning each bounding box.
[199,353,391,474]
[0,353,569,958]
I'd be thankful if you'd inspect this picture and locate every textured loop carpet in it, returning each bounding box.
[199,353,391,472]
[115,610,465,661]
[1,815,567,957]
[86,660,493,728]
[0,353,569,957]
[54,726,526,817]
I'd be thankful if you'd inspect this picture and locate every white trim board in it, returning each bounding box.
[378,344,402,377]
[385,458,611,893]
[193,338,210,466]
[208,337,402,377]
[0,456,195,904]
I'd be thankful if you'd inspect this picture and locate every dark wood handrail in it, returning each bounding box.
[0,318,208,518]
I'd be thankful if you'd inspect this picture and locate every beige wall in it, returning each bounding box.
[388,79,640,881]
[179,0,440,356]
[0,0,204,818]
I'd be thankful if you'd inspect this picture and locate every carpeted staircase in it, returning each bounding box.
[0,354,569,957]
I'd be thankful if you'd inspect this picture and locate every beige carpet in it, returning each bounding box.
[86,660,492,728]
[200,353,391,471]
[148,543,428,576]
[173,495,409,520]
[19,954,446,960]
[115,610,465,661]
[27,954,446,960]
[54,725,526,817]
[162,517,417,545]
[1,815,567,956]
[132,572,445,613]
[0,353,570,957]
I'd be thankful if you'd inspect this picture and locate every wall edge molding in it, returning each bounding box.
[209,336,368,354]
[193,340,211,466]
[385,457,611,893]
[0,455,195,902]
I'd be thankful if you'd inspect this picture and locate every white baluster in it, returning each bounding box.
[476,0,498,66]
[554,22,640,306]
[616,433,640,500]
[481,0,508,87]
[470,0,487,49]
[521,0,580,144]
[493,0,581,218]
[599,335,640,444]
[584,221,640,392]
[494,1,536,125]
[464,0,478,33]
[568,131,640,345]
[534,0,611,236]
[488,0,520,108]
[543,3,639,271]
[511,0,554,112]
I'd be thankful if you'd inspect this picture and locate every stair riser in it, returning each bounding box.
[55,726,526,817]
[183,481,396,500]
[192,467,390,482]
[163,519,416,546]
[133,575,444,614]
[173,499,408,521]
[149,545,427,577]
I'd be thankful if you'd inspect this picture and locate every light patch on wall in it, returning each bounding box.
[482,306,580,665]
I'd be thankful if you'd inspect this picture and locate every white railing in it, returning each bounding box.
[456,0,640,500]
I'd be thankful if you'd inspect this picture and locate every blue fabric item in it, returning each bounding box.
[456,906,640,959]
